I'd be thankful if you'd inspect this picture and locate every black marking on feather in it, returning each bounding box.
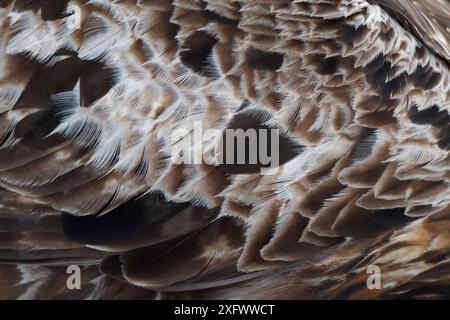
[372,207,414,226]
[14,109,65,150]
[15,58,114,110]
[438,138,450,150]
[407,104,449,126]
[220,109,302,174]
[80,61,117,107]
[48,58,116,106]
[424,72,442,90]
[14,110,54,139]
[100,255,125,281]
[365,54,386,75]
[0,0,12,7]
[245,47,284,71]
[365,57,408,97]
[11,0,69,20]
[12,0,40,12]
[340,24,368,44]
[333,207,410,240]
[437,126,450,150]
[0,120,15,147]
[14,65,53,110]
[62,191,190,245]
[310,54,338,75]
[413,65,436,90]
[40,0,70,21]
[48,57,84,94]
[199,0,237,25]
[415,45,427,60]
[381,72,408,97]
[180,31,218,75]
[379,27,395,42]
[350,129,377,164]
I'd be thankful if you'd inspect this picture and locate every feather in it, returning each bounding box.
[0,0,450,300]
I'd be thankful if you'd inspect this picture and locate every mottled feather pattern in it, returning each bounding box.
[0,0,449,299]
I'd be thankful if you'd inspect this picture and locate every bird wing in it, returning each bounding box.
[0,0,450,299]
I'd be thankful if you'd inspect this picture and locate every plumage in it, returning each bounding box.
[0,0,449,299]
